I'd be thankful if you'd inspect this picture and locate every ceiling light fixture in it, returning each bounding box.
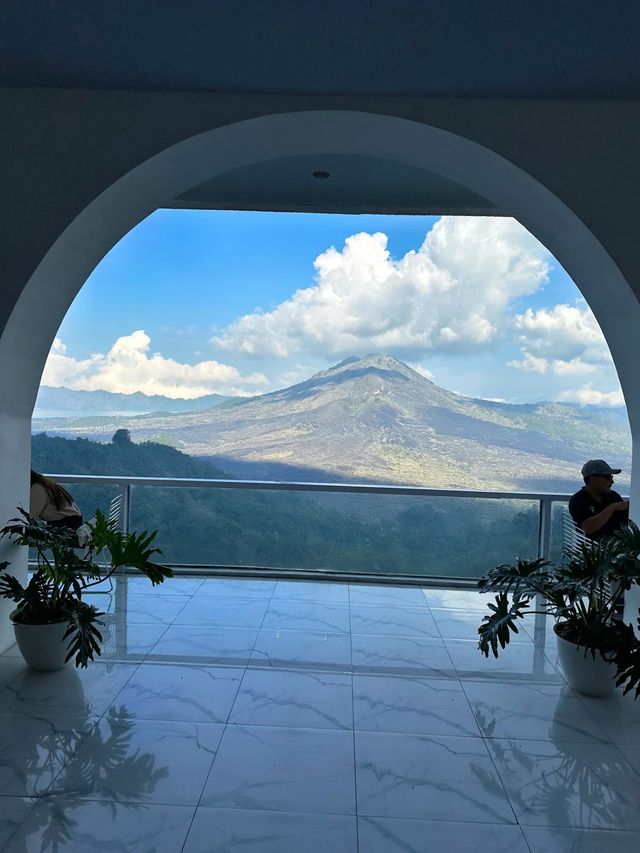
[312,170,331,179]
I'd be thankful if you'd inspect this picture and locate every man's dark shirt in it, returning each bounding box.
[568,487,628,539]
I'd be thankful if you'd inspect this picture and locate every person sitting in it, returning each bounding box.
[29,470,83,532]
[568,459,629,540]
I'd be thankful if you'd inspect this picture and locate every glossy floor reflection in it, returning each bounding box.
[1,576,640,852]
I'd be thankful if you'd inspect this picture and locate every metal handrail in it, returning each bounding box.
[48,473,578,566]
[49,473,573,501]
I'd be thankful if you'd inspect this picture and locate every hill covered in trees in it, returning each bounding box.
[31,431,552,578]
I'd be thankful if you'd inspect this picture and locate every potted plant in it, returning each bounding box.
[0,507,173,670]
[476,522,640,698]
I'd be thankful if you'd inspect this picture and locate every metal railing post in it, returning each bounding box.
[533,498,554,668]
[537,498,552,562]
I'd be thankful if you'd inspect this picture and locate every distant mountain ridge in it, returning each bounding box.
[32,354,631,492]
[35,385,229,414]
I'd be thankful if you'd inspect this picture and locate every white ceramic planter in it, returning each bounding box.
[11,613,71,671]
[554,624,617,697]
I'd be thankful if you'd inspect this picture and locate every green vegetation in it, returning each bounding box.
[32,355,632,494]
[32,432,564,578]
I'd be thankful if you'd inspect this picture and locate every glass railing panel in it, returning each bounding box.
[129,486,540,579]
[549,500,569,565]
[66,482,121,524]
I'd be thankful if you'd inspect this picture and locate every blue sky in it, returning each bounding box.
[43,210,623,406]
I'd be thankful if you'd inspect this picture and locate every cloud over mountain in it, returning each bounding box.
[42,331,268,399]
[211,216,551,358]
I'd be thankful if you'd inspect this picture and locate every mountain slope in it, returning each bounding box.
[32,355,631,491]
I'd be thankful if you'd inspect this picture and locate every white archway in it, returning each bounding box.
[2,110,639,646]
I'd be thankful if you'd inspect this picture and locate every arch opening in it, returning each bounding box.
[2,109,640,645]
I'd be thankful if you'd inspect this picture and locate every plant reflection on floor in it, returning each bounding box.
[35,708,169,852]
[8,667,169,852]
[472,692,638,829]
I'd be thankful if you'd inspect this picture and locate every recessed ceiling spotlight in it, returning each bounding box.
[312,170,331,179]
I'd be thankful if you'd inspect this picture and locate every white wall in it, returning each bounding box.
[1,96,640,649]
[0,413,29,650]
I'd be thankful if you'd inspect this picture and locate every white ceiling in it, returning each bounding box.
[171,154,498,216]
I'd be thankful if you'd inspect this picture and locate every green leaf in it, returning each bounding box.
[0,573,25,602]
[62,603,105,669]
[478,591,531,659]
[611,617,640,698]
[478,558,549,596]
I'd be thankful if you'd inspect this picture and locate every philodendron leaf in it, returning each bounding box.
[63,603,105,669]
[0,573,25,602]
[612,617,640,699]
[478,592,531,659]
[478,558,549,595]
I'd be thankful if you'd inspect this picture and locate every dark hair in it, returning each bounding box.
[30,470,75,511]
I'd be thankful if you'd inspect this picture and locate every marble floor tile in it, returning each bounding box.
[111,663,244,723]
[445,638,564,683]
[0,656,27,688]
[262,600,350,633]
[251,628,351,670]
[0,712,97,797]
[0,643,23,658]
[432,607,526,642]
[577,689,640,744]
[353,674,480,736]
[2,661,140,716]
[197,578,277,598]
[201,724,356,814]
[462,681,611,742]
[485,737,640,828]
[183,807,357,853]
[0,796,36,849]
[106,593,189,624]
[147,625,258,665]
[124,575,204,595]
[229,668,353,729]
[623,745,640,778]
[522,825,640,853]
[272,581,350,603]
[350,635,456,677]
[97,622,170,660]
[3,798,196,853]
[422,589,497,611]
[350,604,440,638]
[358,816,530,853]
[348,585,428,607]
[355,731,515,823]
[3,579,638,852]
[51,715,224,806]
[174,595,271,628]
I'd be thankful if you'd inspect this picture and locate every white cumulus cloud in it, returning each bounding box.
[407,363,435,380]
[557,385,625,407]
[512,303,610,364]
[41,331,268,399]
[507,351,599,375]
[211,216,551,358]
[508,301,621,402]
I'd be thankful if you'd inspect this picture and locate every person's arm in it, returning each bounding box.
[29,483,48,518]
[581,501,629,536]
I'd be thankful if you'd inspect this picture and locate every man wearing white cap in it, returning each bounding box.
[568,459,629,539]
